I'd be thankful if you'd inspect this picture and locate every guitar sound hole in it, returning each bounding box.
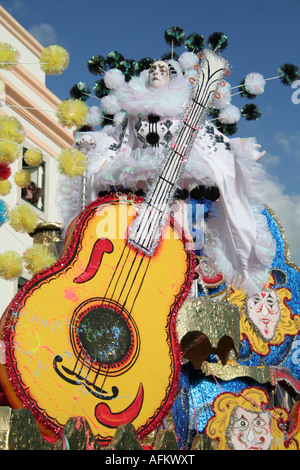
[78,307,132,365]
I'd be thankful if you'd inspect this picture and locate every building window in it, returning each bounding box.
[17,276,27,291]
[21,148,45,212]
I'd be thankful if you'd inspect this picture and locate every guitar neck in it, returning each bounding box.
[128,50,229,256]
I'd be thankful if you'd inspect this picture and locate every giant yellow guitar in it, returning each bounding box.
[0,50,228,444]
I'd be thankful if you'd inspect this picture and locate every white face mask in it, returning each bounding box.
[149,61,170,88]
[246,290,280,341]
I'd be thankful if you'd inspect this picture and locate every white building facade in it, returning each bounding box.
[0,6,73,314]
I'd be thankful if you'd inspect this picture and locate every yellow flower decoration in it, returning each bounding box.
[24,148,43,166]
[23,244,56,275]
[0,250,23,280]
[58,148,87,178]
[0,116,25,144]
[56,99,88,129]
[14,169,31,188]
[9,203,39,233]
[0,42,19,70]
[0,140,20,164]
[0,179,12,196]
[39,45,69,75]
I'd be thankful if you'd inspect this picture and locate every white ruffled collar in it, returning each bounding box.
[116,72,191,118]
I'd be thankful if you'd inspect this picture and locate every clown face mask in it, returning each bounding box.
[149,61,170,88]
[227,406,272,450]
[245,290,281,342]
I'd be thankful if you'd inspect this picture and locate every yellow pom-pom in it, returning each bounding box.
[56,99,88,129]
[24,148,43,166]
[23,244,56,275]
[0,116,25,144]
[39,45,69,75]
[0,250,23,280]
[0,179,11,196]
[14,169,31,188]
[0,140,20,164]
[58,148,87,178]
[0,42,19,70]
[9,203,39,233]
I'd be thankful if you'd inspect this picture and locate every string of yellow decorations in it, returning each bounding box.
[0,116,25,164]
[0,116,25,143]
[56,99,89,129]
[13,169,31,188]
[0,42,69,282]
[23,148,43,166]
[9,203,39,233]
[22,244,56,275]
[39,45,69,75]
[0,250,23,280]
[58,148,87,178]
[0,140,20,164]
[0,42,69,76]
[0,43,20,70]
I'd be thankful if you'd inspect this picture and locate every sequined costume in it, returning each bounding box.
[61,67,275,296]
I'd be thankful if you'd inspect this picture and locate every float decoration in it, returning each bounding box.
[0,42,69,75]
[39,45,69,75]
[176,298,240,368]
[205,387,298,450]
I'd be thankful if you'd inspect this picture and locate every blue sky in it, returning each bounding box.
[2,0,300,264]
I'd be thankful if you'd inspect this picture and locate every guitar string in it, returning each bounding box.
[133,73,210,251]
[69,205,129,378]
[131,77,203,249]
[89,243,139,388]
[76,217,133,386]
[130,60,216,249]
[134,153,183,250]
[93,247,151,392]
[100,238,132,308]
[90,247,150,394]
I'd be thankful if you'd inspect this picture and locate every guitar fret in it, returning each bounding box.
[192,100,206,109]
[160,152,183,182]
[184,119,199,132]
[148,179,174,213]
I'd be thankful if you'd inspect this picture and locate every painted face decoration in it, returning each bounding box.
[246,289,281,341]
[149,61,170,88]
[227,407,272,450]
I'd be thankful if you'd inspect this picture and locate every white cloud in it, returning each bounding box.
[29,23,57,46]
[274,130,300,159]
[263,152,280,168]
[2,0,27,15]
[263,178,300,267]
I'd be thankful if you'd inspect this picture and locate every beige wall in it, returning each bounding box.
[0,6,74,312]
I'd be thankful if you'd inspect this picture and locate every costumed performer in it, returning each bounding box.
[59,54,276,296]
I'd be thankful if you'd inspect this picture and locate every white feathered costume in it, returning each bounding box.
[57,59,275,296]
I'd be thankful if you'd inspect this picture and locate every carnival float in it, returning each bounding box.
[0,27,300,450]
